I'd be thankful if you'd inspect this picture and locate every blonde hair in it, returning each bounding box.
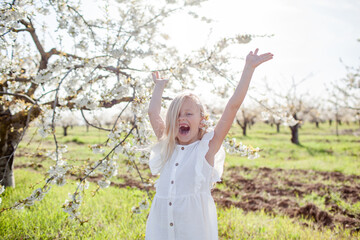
[158,93,207,163]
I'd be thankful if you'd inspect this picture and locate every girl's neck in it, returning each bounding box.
[176,136,200,146]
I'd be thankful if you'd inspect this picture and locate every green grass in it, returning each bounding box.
[0,169,148,239]
[1,122,359,239]
[218,207,354,240]
[226,122,360,175]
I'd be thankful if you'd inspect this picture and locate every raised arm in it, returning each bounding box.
[148,71,168,140]
[206,49,273,165]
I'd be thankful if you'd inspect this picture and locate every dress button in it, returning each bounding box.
[181,147,184,150]
[175,163,179,166]
[169,202,172,206]
[171,180,174,184]
[170,222,174,227]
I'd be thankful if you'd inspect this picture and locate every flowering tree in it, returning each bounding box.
[0,0,259,220]
[258,77,306,145]
[326,52,360,134]
[58,110,80,136]
[328,54,360,130]
[235,106,258,136]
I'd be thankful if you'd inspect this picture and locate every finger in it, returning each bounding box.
[254,48,259,55]
[261,55,273,63]
[260,53,273,58]
[152,72,157,81]
[155,71,159,79]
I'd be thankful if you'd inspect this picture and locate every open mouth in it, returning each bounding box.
[179,125,190,135]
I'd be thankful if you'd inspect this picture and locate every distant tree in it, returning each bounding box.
[235,106,257,136]
[259,77,308,145]
[327,45,360,131]
[302,101,325,128]
[58,111,80,136]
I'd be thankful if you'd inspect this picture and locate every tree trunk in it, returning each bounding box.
[0,106,41,187]
[290,124,300,144]
[63,126,69,136]
[276,123,280,133]
[315,121,319,128]
[236,119,247,136]
[290,113,300,144]
[329,119,332,126]
[0,143,16,188]
[242,124,247,136]
[86,124,89,132]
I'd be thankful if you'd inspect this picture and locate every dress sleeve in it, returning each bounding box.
[195,130,226,191]
[149,143,165,175]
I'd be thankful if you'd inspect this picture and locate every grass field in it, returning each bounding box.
[0,122,359,239]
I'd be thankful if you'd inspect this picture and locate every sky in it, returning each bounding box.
[162,0,360,101]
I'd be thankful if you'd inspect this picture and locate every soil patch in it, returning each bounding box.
[214,166,360,233]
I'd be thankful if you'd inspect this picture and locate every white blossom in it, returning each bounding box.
[14,202,25,210]
[98,180,111,189]
[38,128,49,138]
[131,206,141,214]
[110,49,123,58]
[139,200,149,210]
[63,193,82,220]
[77,180,89,191]
[91,144,105,154]
[224,138,260,160]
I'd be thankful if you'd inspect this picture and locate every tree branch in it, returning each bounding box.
[0,91,35,104]
[42,96,133,110]
[80,109,111,132]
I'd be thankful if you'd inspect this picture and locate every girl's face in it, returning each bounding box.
[176,98,203,145]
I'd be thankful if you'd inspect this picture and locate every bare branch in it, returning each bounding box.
[0,91,36,104]
[80,109,111,132]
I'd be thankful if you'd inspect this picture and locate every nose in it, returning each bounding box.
[178,114,185,121]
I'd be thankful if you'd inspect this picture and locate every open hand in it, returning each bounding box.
[246,49,273,69]
[152,71,169,85]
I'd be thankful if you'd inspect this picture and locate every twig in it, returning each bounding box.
[80,109,112,132]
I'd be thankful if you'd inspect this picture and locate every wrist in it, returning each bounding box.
[243,63,256,71]
[155,82,166,90]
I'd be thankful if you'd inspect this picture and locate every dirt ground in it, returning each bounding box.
[213,166,360,234]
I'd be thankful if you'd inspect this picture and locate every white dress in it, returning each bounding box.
[146,131,225,240]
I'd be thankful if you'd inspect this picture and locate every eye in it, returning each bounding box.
[186,113,193,116]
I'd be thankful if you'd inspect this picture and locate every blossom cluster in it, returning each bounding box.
[131,199,149,214]
[48,159,71,186]
[224,138,260,160]
[0,4,27,29]
[201,114,215,131]
[261,111,299,127]
[13,185,51,210]
[97,159,118,188]
[62,180,89,220]
[63,190,85,220]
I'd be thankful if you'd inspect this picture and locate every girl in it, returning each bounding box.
[146,49,273,240]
